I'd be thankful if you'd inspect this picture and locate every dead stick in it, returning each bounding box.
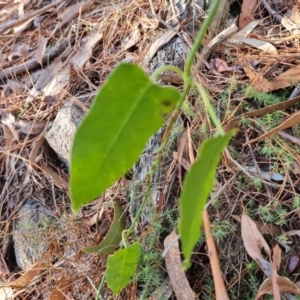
[189,152,229,299]
[0,37,74,80]
[203,209,229,300]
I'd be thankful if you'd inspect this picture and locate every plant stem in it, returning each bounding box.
[127,186,151,236]
[150,65,184,81]
[96,271,106,300]
[194,81,224,135]
[122,230,128,248]
[126,0,222,241]
[184,0,221,78]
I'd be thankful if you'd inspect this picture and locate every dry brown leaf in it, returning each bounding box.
[58,1,85,22]
[173,152,190,171]
[230,21,277,54]
[233,215,281,236]
[149,277,172,300]
[239,0,257,30]
[2,124,13,152]
[255,277,300,299]
[256,256,273,277]
[84,206,104,227]
[1,111,19,142]
[164,231,195,300]
[49,276,70,300]
[15,119,47,135]
[243,64,273,92]
[245,111,300,145]
[241,213,271,260]
[254,221,282,236]
[40,162,68,190]
[29,135,45,166]
[35,35,48,66]
[34,58,63,91]
[210,58,230,72]
[270,66,300,90]
[9,259,49,288]
[291,5,300,24]
[233,34,277,54]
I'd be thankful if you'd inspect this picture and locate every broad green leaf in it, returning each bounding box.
[82,201,125,254]
[106,242,141,295]
[179,131,235,269]
[70,63,180,210]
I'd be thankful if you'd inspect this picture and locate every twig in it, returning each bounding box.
[204,173,237,209]
[200,22,238,62]
[225,149,294,191]
[203,209,229,300]
[278,131,300,146]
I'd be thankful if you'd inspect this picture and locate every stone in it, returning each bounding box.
[45,102,85,166]
[13,199,54,270]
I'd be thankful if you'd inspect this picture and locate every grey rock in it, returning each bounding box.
[13,199,54,270]
[129,128,165,230]
[45,102,85,165]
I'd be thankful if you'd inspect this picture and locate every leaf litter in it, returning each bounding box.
[2,0,300,298]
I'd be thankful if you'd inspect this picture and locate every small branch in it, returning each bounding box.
[200,22,238,62]
[203,209,230,300]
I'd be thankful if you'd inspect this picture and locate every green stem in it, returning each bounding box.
[148,0,222,165]
[96,271,106,300]
[126,0,223,241]
[127,186,151,236]
[150,65,184,81]
[194,81,224,135]
[122,230,128,248]
[184,0,221,77]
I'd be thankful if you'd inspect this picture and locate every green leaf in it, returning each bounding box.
[106,242,141,295]
[179,131,235,269]
[82,201,125,254]
[70,63,180,210]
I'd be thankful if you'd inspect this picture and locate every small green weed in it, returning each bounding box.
[244,86,288,106]
[292,196,300,209]
[257,201,288,226]
[134,208,179,298]
[210,220,232,243]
